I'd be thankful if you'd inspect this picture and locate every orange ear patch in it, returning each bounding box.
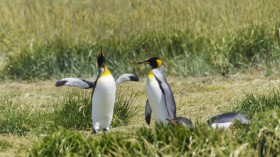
[156,59,162,67]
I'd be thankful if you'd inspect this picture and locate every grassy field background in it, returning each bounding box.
[0,0,280,79]
[1,0,280,156]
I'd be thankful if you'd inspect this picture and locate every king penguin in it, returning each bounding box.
[207,112,250,129]
[90,49,116,133]
[137,57,176,125]
[55,47,139,133]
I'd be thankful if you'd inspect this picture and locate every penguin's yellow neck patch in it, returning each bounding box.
[102,66,112,76]
[156,59,162,67]
[147,70,155,79]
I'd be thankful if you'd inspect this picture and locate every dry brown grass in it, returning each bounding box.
[0,134,38,157]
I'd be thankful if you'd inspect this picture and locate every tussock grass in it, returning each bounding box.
[53,88,139,130]
[0,93,53,136]
[28,84,280,156]
[51,89,92,130]
[112,88,140,127]
[1,78,280,156]
[0,92,50,135]
[232,89,280,155]
[29,129,95,157]
[0,39,97,80]
[233,88,280,117]
[29,124,252,156]
[29,109,280,156]
[0,0,280,79]
[234,109,280,156]
[0,88,139,135]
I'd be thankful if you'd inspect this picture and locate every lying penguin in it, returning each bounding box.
[207,112,250,129]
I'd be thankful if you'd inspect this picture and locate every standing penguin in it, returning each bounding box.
[90,49,116,133]
[137,57,176,125]
[55,47,139,133]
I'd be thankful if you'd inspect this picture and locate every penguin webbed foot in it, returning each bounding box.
[92,128,100,134]
[92,128,110,134]
[103,128,110,133]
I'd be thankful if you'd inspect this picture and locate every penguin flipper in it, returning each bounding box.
[55,78,95,89]
[152,68,176,119]
[145,100,152,125]
[115,73,139,84]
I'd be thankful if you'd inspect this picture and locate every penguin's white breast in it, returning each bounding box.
[146,75,169,123]
[92,75,116,119]
[211,122,232,129]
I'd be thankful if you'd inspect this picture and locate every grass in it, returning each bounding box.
[0,76,280,156]
[51,89,92,131]
[1,25,279,79]
[29,117,279,157]
[112,88,140,127]
[1,0,280,156]
[30,126,246,157]
[233,109,280,156]
[0,140,12,151]
[52,88,139,130]
[28,85,280,156]
[0,39,98,80]
[0,88,139,135]
[0,0,280,79]
[233,88,280,117]
[0,92,42,135]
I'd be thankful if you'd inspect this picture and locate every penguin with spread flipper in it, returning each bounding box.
[56,47,139,133]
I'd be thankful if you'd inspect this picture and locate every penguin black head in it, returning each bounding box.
[167,117,193,129]
[167,119,179,126]
[97,46,106,67]
[137,57,163,69]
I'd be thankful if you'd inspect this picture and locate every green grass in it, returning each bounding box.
[28,122,279,156]
[1,79,280,156]
[52,88,139,130]
[232,88,280,155]
[0,92,55,135]
[51,89,92,131]
[112,88,140,127]
[0,88,139,135]
[0,39,98,80]
[0,92,45,135]
[234,109,280,156]
[28,92,280,156]
[233,88,280,117]
[1,0,280,156]
[29,126,246,157]
[0,0,280,79]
